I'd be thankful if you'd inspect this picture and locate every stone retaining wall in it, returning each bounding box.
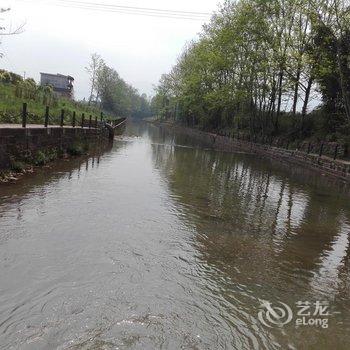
[164,124,350,183]
[0,126,109,170]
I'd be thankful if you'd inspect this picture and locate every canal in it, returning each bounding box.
[0,121,349,349]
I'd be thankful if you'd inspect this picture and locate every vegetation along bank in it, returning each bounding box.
[0,69,111,181]
[151,0,350,178]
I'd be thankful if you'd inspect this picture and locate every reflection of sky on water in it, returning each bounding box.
[310,219,350,298]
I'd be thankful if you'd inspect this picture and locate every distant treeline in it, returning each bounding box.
[152,0,350,145]
[86,53,152,119]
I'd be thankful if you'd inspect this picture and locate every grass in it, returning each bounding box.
[3,145,88,181]
[32,149,60,166]
[0,83,106,125]
[10,159,26,172]
[67,142,88,156]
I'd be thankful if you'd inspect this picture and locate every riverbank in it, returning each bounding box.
[155,121,350,184]
[0,82,102,125]
[0,125,110,183]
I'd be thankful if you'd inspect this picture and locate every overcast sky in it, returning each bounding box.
[0,0,220,99]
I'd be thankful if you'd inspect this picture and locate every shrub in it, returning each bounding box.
[46,149,58,161]
[33,151,48,166]
[10,160,26,172]
[67,143,87,156]
[0,72,12,84]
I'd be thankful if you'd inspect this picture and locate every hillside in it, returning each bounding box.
[0,79,106,126]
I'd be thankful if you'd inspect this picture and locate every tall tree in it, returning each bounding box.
[153,0,350,139]
[87,55,151,119]
[85,53,102,105]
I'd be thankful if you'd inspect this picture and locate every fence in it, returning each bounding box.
[216,130,348,161]
[17,103,105,129]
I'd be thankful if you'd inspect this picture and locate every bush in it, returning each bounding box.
[46,149,58,161]
[33,151,48,166]
[67,143,87,156]
[0,70,23,84]
[10,160,26,172]
[0,72,12,84]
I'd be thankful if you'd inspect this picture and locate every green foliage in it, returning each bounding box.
[0,69,23,84]
[10,160,25,172]
[152,0,350,145]
[31,149,59,166]
[0,72,12,84]
[86,54,151,119]
[33,151,49,166]
[6,146,84,172]
[67,143,88,156]
[0,72,104,124]
[311,22,350,115]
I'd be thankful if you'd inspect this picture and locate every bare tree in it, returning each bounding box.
[85,53,102,105]
[0,8,25,57]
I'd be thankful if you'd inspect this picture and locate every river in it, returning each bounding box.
[0,121,349,350]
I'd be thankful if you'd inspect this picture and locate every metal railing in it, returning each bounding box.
[18,102,104,129]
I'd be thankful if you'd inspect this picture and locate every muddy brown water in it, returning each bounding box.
[0,121,349,350]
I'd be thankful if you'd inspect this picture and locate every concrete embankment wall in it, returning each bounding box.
[0,126,109,170]
[163,124,350,183]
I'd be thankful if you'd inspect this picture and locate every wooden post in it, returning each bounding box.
[60,109,64,127]
[22,103,27,128]
[100,112,103,122]
[319,143,324,157]
[89,115,92,129]
[95,116,98,128]
[81,113,85,128]
[334,144,339,160]
[44,106,49,127]
[72,111,76,128]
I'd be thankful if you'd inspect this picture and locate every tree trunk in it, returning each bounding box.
[88,84,94,105]
[292,64,301,115]
[337,42,350,122]
[275,69,284,132]
[277,71,284,115]
[301,76,313,133]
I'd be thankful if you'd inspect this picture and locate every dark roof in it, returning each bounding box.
[40,73,75,80]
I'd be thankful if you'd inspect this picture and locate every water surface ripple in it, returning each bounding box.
[0,122,350,349]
